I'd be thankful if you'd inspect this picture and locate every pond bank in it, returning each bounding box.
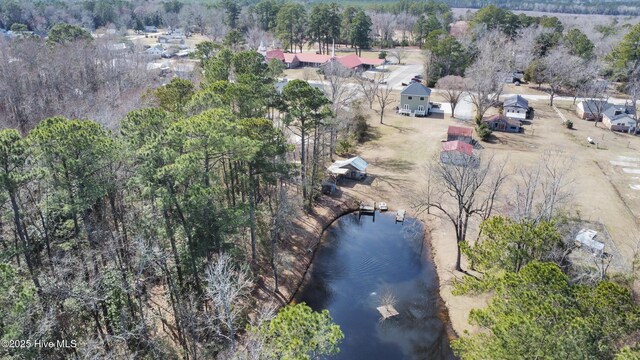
[295,212,455,359]
[255,194,359,304]
[253,192,460,354]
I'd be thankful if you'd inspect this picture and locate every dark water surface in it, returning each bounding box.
[296,212,456,360]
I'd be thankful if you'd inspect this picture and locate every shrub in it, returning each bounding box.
[476,122,492,141]
[564,119,573,129]
[335,136,355,156]
[353,113,369,142]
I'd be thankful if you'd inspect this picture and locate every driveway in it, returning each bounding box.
[363,63,423,90]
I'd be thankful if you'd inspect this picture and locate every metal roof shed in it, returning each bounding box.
[329,156,368,172]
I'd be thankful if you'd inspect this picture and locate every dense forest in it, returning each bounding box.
[318,0,640,16]
[1,0,640,359]
[0,46,354,358]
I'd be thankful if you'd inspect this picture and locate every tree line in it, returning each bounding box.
[0,43,353,359]
[341,0,640,16]
[0,27,152,134]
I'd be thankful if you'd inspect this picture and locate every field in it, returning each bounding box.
[307,56,640,334]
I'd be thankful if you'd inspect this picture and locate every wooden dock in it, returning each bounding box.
[359,202,375,214]
[395,209,406,223]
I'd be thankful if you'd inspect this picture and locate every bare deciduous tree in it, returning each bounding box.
[375,83,394,124]
[369,12,396,46]
[436,75,465,118]
[414,154,508,272]
[510,150,573,223]
[245,26,269,50]
[205,253,253,354]
[395,13,417,44]
[542,46,583,106]
[389,47,407,65]
[579,78,610,126]
[356,74,381,110]
[207,11,229,42]
[322,61,358,158]
[564,60,598,105]
[229,302,276,360]
[464,31,510,122]
[0,38,152,132]
[268,186,299,297]
[512,26,548,70]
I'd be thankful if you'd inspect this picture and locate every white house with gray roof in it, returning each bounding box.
[503,95,529,120]
[602,104,637,133]
[399,83,431,117]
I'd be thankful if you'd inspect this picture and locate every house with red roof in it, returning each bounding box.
[440,140,478,167]
[447,125,474,143]
[334,54,384,70]
[262,49,383,70]
[265,49,285,62]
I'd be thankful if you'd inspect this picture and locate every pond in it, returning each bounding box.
[295,212,456,360]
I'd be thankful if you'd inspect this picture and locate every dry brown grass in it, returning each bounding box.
[335,87,640,335]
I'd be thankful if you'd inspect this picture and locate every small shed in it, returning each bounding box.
[576,100,609,120]
[328,156,369,180]
[503,95,529,120]
[440,140,477,167]
[399,82,431,117]
[483,114,522,133]
[447,125,473,143]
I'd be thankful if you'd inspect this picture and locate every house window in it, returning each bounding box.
[408,96,413,100]
[420,97,424,100]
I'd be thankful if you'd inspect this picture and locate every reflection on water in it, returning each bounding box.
[296,213,455,360]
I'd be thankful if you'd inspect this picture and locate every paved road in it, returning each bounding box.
[385,64,423,90]
[431,89,636,121]
[500,93,632,105]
